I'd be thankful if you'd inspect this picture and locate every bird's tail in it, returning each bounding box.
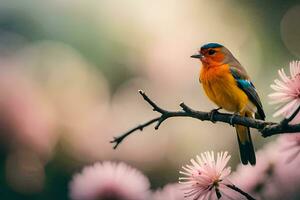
[235,113,256,165]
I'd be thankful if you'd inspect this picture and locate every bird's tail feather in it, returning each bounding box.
[235,123,256,165]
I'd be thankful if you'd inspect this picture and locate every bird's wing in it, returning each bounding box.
[230,67,265,120]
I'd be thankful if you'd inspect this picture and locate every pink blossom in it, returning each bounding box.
[269,60,300,121]
[229,141,280,199]
[269,61,300,162]
[152,183,185,200]
[279,133,300,162]
[230,138,300,200]
[179,151,233,200]
[69,161,150,200]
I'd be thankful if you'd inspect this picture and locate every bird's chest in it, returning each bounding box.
[200,66,247,111]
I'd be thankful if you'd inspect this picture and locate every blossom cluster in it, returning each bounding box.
[69,161,184,200]
[69,137,300,200]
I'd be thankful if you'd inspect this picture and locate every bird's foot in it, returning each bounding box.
[209,107,222,123]
[229,112,239,126]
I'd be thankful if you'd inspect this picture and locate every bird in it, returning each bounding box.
[191,43,265,165]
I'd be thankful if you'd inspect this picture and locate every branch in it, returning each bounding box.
[215,187,222,199]
[111,91,300,149]
[111,117,160,149]
[226,184,256,200]
[280,105,300,126]
[287,105,300,122]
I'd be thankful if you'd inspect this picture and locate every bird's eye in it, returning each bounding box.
[208,49,216,55]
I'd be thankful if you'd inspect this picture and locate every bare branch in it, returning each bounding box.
[280,105,300,126]
[215,187,222,199]
[110,117,160,149]
[138,90,166,113]
[110,91,300,149]
[226,184,256,200]
[287,105,300,122]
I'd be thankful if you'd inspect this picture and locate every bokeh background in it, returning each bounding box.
[0,0,299,199]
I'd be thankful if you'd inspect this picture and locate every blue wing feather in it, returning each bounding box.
[230,67,265,120]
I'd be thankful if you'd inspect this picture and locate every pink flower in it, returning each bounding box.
[230,138,300,200]
[269,60,300,121]
[179,151,232,200]
[69,161,150,200]
[269,61,300,162]
[152,183,185,200]
[278,132,300,163]
[229,141,280,198]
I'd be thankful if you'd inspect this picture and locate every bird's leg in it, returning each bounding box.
[209,107,222,123]
[230,112,239,126]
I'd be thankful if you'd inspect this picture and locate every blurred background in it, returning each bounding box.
[0,0,299,199]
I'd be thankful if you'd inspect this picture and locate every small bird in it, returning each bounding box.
[191,43,265,165]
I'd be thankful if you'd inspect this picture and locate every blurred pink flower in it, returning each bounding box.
[179,151,232,200]
[269,60,300,120]
[69,161,150,200]
[0,68,57,158]
[279,133,300,163]
[230,138,300,200]
[152,183,184,200]
[229,141,279,199]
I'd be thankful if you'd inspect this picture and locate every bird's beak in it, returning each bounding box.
[191,53,203,59]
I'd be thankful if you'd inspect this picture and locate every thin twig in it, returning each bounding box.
[280,105,300,126]
[110,117,160,149]
[110,91,300,149]
[287,105,300,122]
[215,187,222,199]
[226,184,256,200]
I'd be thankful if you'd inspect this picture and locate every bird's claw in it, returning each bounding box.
[209,107,222,123]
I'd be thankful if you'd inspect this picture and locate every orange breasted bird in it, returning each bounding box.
[191,43,265,165]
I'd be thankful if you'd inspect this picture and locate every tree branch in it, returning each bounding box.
[111,91,300,149]
[226,184,256,200]
[280,105,300,126]
[111,117,161,149]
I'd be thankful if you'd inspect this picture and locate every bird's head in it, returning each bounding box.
[191,43,232,67]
